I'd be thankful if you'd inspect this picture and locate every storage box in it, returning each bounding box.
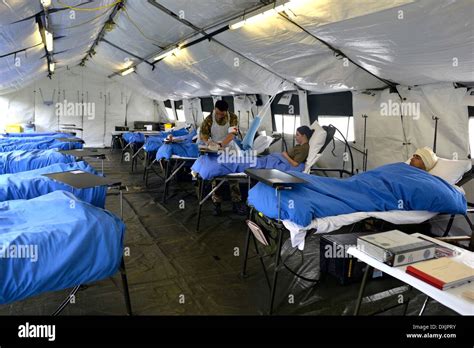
[6,124,23,133]
[134,121,160,131]
[320,233,371,285]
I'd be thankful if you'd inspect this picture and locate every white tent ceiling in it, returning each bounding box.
[0,0,473,98]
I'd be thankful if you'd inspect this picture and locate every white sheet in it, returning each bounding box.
[283,210,437,250]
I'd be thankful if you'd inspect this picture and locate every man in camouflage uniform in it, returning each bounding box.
[199,100,247,216]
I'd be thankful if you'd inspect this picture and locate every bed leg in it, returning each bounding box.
[253,234,271,290]
[142,154,148,181]
[144,164,149,187]
[120,257,133,316]
[241,223,251,279]
[464,214,474,251]
[162,160,170,204]
[196,178,204,232]
[268,228,283,315]
[442,215,455,237]
[354,264,372,315]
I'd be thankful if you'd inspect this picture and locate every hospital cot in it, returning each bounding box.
[0,161,107,207]
[0,149,75,174]
[241,159,473,314]
[0,191,131,315]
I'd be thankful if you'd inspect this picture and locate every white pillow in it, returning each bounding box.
[305,120,327,172]
[429,158,471,185]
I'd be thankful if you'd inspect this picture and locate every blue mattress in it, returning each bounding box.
[0,191,125,304]
[0,149,75,174]
[0,161,106,208]
[248,163,467,226]
[191,153,304,180]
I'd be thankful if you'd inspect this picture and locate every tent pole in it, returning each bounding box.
[432,116,439,153]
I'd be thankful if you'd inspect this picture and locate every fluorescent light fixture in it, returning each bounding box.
[120,67,135,76]
[41,0,52,8]
[45,30,53,52]
[229,0,298,30]
[153,47,181,62]
[49,62,55,73]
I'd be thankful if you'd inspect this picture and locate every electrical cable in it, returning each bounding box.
[52,9,110,29]
[121,7,165,48]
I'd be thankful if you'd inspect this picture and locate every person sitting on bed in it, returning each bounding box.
[409,146,438,171]
[281,126,314,167]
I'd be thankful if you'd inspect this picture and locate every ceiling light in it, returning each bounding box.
[120,67,135,76]
[40,0,52,8]
[153,47,181,62]
[49,62,55,72]
[229,0,292,30]
[45,30,53,52]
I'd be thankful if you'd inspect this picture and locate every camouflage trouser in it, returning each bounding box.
[211,179,241,203]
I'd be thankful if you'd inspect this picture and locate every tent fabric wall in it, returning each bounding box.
[0,67,161,147]
[0,0,472,157]
[353,89,408,169]
[216,13,386,93]
[0,0,117,95]
[352,84,470,169]
[398,83,470,159]
[183,98,204,128]
[309,0,474,86]
[1,0,473,99]
[233,95,258,133]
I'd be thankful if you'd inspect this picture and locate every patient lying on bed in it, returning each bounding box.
[409,146,438,171]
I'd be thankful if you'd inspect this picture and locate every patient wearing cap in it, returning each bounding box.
[409,146,438,171]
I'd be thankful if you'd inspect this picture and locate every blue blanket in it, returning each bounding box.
[248,163,467,226]
[0,133,74,145]
[191,153,304,180]
[143,129,196,153]
[156,142,199,160]
[0,191,125,304]
[0,161,106,207]
[123,132,145,144]
[0,132,72,138]
[124,128,191,147]
[0,150,75,174]
[143,136,165,153]
[0,138,83,152]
